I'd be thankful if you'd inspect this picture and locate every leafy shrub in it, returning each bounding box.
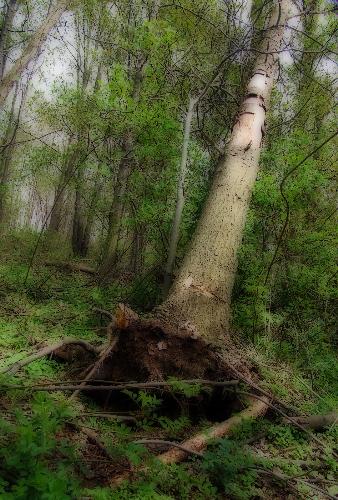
[0,393,79,499]
[201,439,260,499]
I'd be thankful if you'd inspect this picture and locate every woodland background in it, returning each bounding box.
[0,0,337,498]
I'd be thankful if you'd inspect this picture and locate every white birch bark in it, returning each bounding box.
[161,0,290,341]
[163,96,197,296]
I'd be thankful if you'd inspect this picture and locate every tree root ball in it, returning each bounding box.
[71,307,253,421]
[94,318,232,382]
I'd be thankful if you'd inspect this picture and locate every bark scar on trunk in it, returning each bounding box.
[183,277,227,303]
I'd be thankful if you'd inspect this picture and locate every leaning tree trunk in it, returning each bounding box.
[49,141,78,233]
[0,82,20,224]
[160,0,289,341]
[0,0,17,81]
[99,131,133,278]
[0,0,69,107]
[72,169,88,256]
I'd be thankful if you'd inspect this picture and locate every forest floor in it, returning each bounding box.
[0,237,337,499]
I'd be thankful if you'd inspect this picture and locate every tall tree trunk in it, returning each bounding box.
[0,0,69,107]
[99,131,133,278]
[0,82,20,224]
[72,169,87,256]
[163,96,197,296]
[99,69,145,278]
[160,0,289,341]
[81,176,103,255]
[99,2,160,279]
[298,0,319,93]
[70,7,104,257]
[48,142,77,233]
[296,0,322,132]
[0,0,17,80]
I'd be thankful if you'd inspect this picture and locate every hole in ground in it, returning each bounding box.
[77,322,246,424]
[87,385,242,424]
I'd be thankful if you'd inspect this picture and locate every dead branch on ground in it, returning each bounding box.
[0,339,102,375]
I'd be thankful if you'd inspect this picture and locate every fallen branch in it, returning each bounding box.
[158,396,269,464]
[93,307,114,320]
[0,339,102,375]
[68,422,112,459]
[0,379,239,392]
[256,468,336,500]
[227,364,338,459]
[70,337,119,400]
[284,412,337,430]
[135,439,203,457]
[44,261,96,275]
[80,413,137,423]
[111,396,269,485]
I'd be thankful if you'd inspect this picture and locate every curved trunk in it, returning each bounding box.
[160,1,289,341]
[99,132,133,278]
[0,0,17,80]
[0,0,69,107]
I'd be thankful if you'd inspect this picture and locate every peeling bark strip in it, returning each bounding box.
[0,0,70,107]
[161,1,289,341]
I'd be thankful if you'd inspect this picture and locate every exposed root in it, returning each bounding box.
[0,338,102,375]
[87,315,239,385]
[70,337,120,400]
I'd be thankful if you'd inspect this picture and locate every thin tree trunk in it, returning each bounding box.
[0,0,17,80]
[298,0,319,93]
[79,176,103,256]
[99,3,160,279]
[160,0,289,341]
[163,96,197,296]
[0,68,32,226]
[99,131,133,277]
[0,82,20,224]
[70,8,104,256]
[99,69,145,278]
[72,169,87,256]
[49,142,77,233]
[130,222,145,275]
[0,0,69,107]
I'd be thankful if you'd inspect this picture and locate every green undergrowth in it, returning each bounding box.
[0,247,337,499]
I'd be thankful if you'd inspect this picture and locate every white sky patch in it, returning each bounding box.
[31,11,76,97]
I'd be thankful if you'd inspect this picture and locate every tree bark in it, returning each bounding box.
[72,176,87,256]
[160,0,289,341]
[99,3,161,279]
[0,0,17,80]
[99,131,133,278]
[0,0,69,107]
[0,82,20,224]
[48,141,78,233]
